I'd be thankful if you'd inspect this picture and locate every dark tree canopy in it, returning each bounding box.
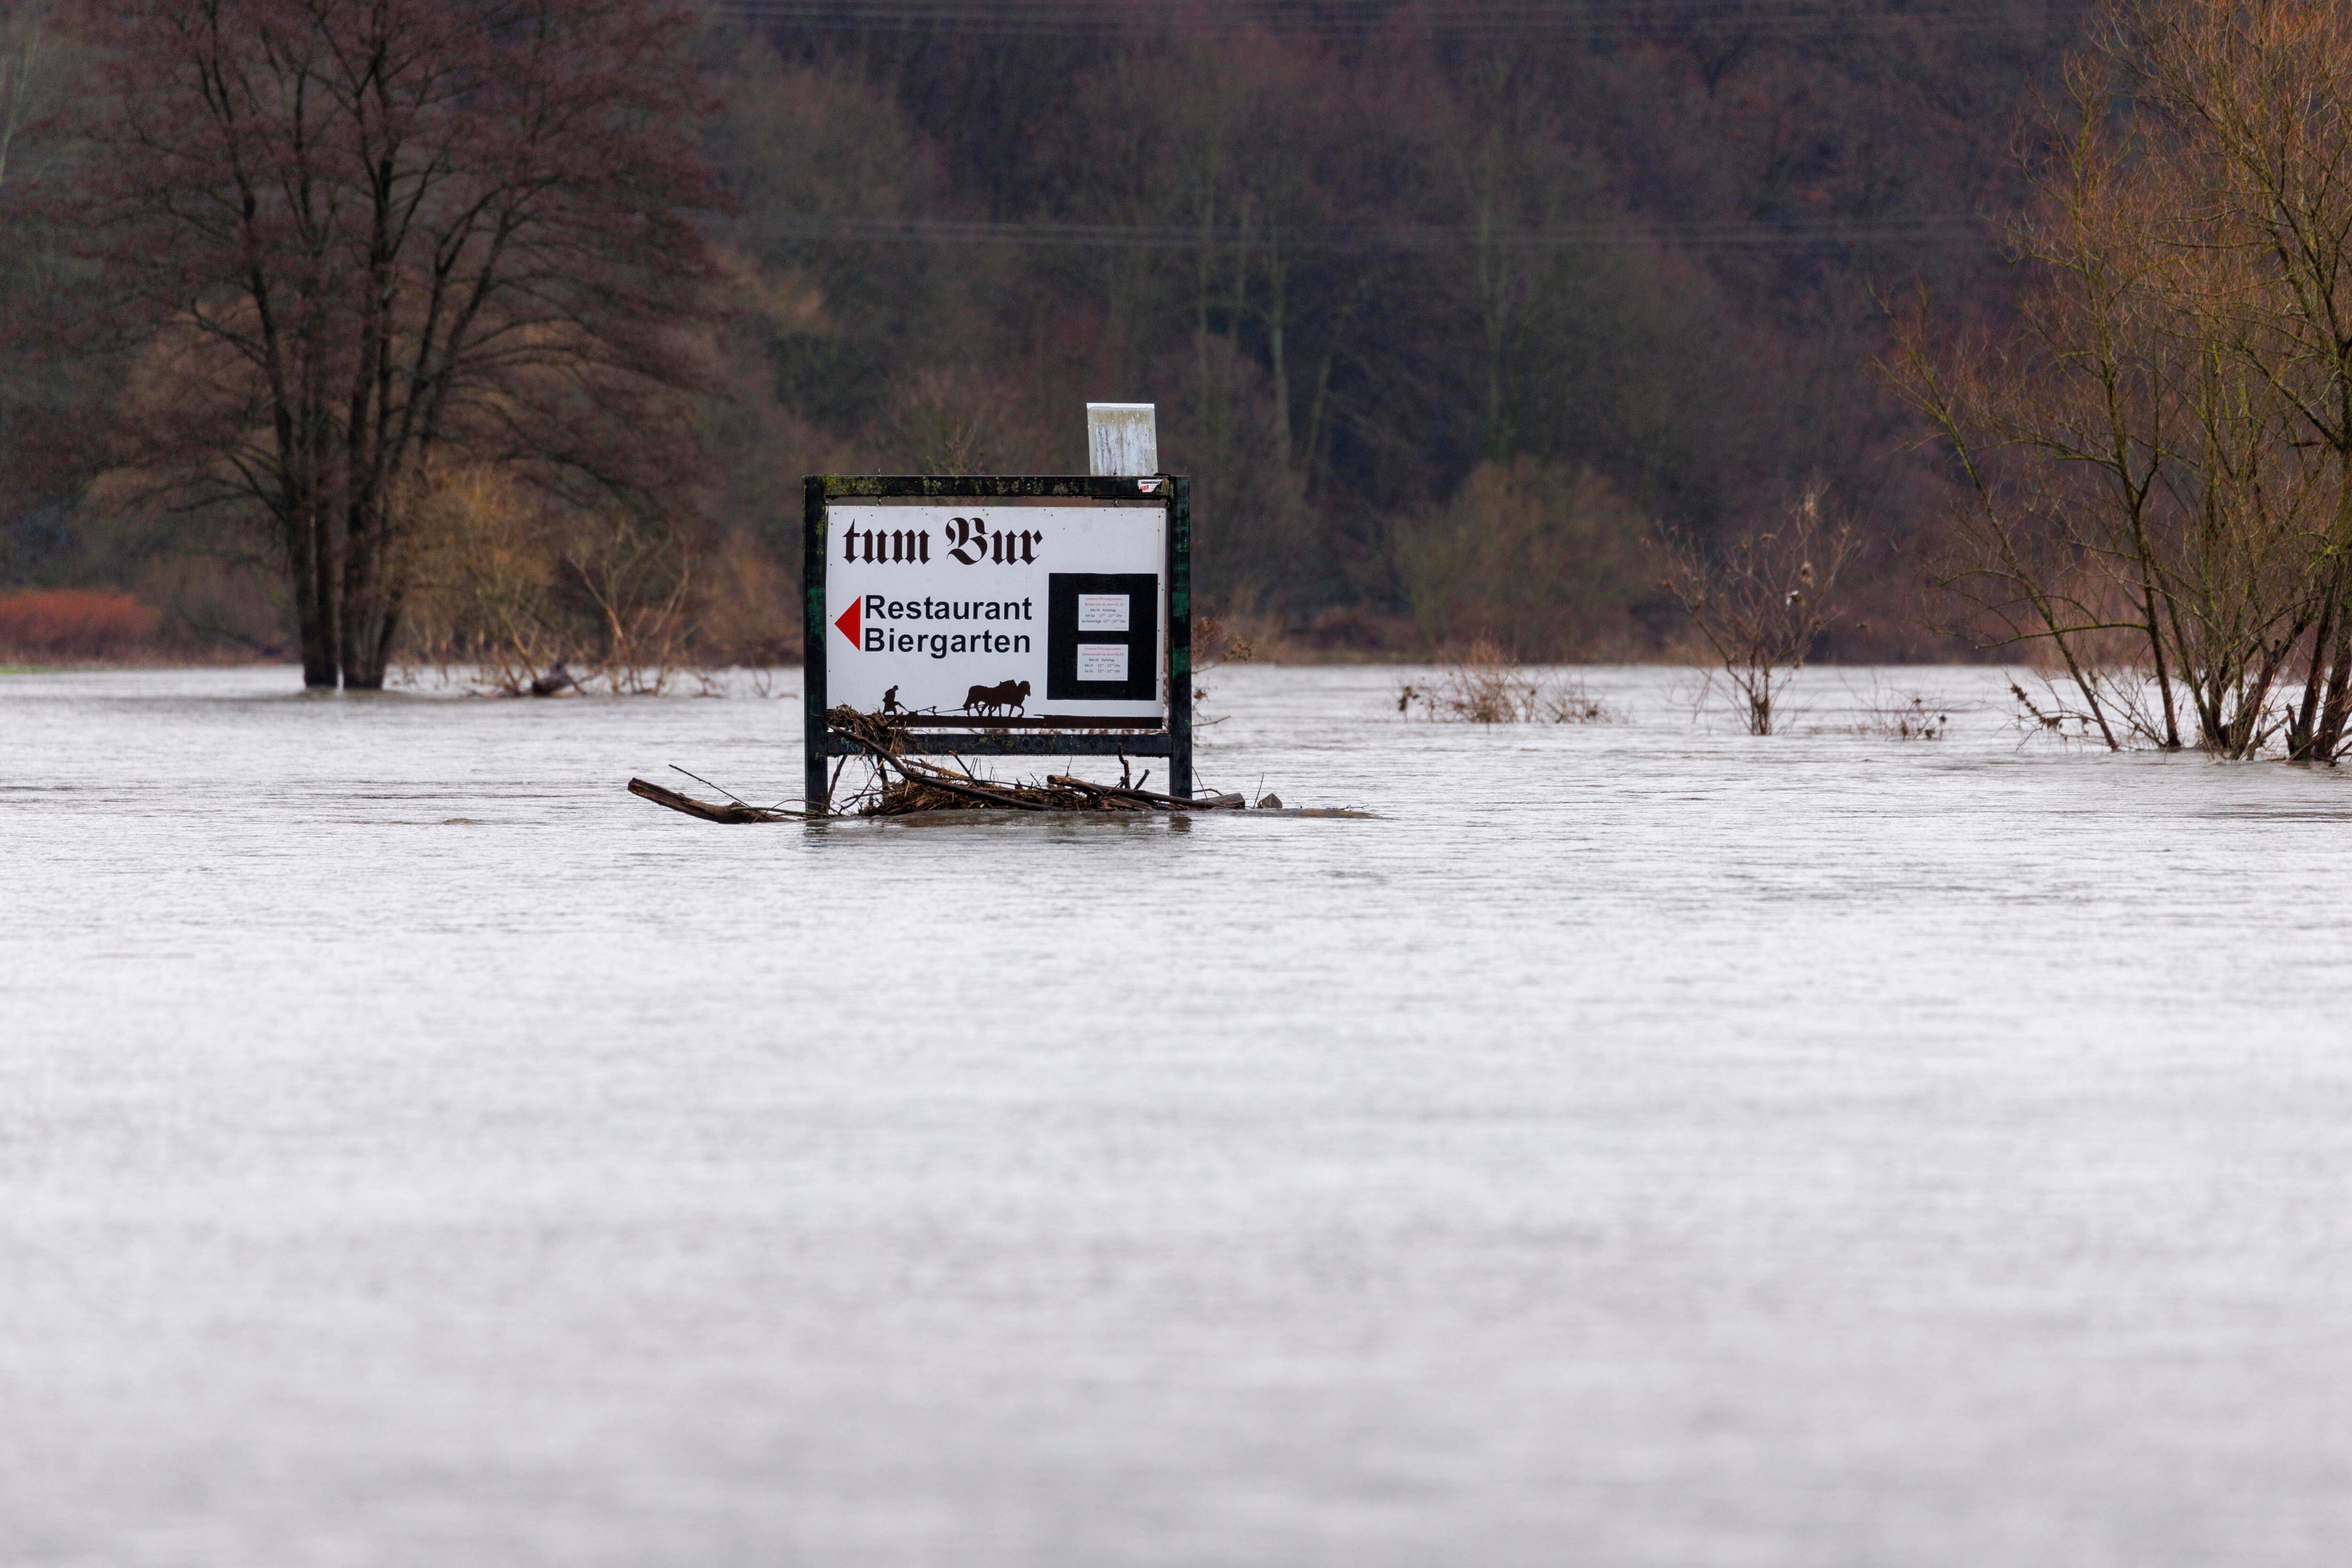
[2,0,2092,666]
[692,0,2074,656]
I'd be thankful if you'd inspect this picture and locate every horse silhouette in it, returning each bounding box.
[963,679,1030,716]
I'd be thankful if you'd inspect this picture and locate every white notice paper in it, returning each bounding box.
[1076,644,1129,682]
[1077,594,1131,632]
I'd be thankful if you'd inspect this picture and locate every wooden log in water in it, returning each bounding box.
[628,777,794,824]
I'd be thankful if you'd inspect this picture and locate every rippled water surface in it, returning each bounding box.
[6,664,2352,1567]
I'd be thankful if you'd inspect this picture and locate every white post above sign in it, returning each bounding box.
[1087,403,1159,478]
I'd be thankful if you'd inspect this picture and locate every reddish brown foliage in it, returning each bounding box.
[0,589,160,658]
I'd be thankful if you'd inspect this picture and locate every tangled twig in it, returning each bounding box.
[823,705,1245,815]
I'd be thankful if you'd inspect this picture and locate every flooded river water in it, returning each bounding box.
[5,663,2351,1566]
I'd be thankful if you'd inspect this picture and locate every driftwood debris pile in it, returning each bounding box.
[628,708,1257,823]
[864,767,1242,816]
[829,704,1245,816]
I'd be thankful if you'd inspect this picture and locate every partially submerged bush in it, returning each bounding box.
[1186,610,1257,728]
[1851,690,1949,740]
[1541,682,1621,724]
[397,466,700,695]
[1397,639,1627,724]
[1658,486,1859,735]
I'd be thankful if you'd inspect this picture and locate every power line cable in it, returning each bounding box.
[748,210,1991,248]
[710,0,2065,41]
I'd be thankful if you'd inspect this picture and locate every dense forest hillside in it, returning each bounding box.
[0,0,2082,662]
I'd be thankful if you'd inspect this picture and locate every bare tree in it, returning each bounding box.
[2133,0,2352,759]
[1660,486,1861,735]
[1895,0,2352,758]
[51,0,715,688]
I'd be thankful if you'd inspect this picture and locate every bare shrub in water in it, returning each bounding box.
[1850,687,1950,740]
[1658,486,1859,735]
[398,469,565,693]
[1188,611,1256,727]
[1398,640,1626,724]
[1539,681,1621,724]
[399,467,699,695]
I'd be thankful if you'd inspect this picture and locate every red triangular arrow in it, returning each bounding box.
[834,598,861,647]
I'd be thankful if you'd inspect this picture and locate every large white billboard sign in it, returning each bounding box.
[822,501,1166,722]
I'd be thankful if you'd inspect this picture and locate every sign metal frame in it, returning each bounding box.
[802,474,1192,812]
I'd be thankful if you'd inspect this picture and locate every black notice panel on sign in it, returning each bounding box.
[1047,573,1159,701]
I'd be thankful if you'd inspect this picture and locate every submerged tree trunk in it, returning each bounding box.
[289,496,340,690]
[339,504,395,689]
[2306,607,2352,760]
[2287,588,2337,759]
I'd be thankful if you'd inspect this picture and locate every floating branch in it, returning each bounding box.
[628,778,798,823]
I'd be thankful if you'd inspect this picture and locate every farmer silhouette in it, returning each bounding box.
[882,685,901,714]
